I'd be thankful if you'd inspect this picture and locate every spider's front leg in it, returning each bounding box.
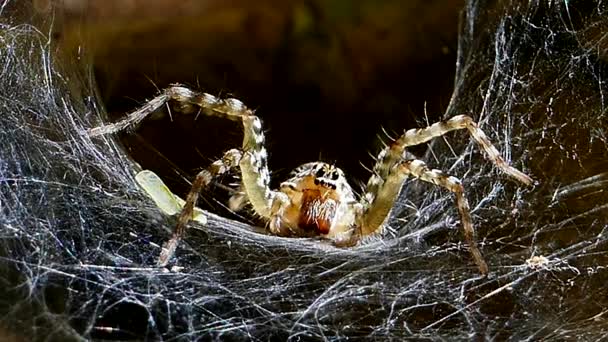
[238,115,293,234]
[89,85,286,266]
[353,115,533,274]
[157,98,288,266]
[88,85,253,136]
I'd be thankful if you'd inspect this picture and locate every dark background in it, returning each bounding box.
[57,0,464,199]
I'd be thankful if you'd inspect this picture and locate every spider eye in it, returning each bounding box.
[315,167,325,178]
[330,171,339,180]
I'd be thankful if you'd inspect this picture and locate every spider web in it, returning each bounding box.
[1,0,608,340]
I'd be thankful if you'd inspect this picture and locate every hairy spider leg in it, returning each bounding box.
[89,85,254,135]
[89,85,286,265]
[358,114,532,236]
[397,159,487,274]
[354,114,532,274]
[365,115,531,202]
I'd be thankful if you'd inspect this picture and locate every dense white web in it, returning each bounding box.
[1,0,607,340]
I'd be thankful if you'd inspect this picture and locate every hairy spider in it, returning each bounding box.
[89,84,533,275]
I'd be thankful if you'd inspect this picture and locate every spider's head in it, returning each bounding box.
[297,162,345,189]
[285,162,352,196]
[275,162,357,239]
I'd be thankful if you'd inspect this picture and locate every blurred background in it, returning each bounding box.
[51,0,465,200]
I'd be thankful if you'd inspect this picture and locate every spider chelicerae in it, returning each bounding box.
[89,84,533,275]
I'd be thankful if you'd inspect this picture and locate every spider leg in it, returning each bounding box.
[159,149,241,266]
[156,106,281,265]
[89,85,278,216]
[228,186,248,212]
[357,159,488,274]
[362,114,532,208]
[89,85,285,264]
[352,114,532,274]
[88,84,252,136]
[358,114,532,235]
[398,160,488,275]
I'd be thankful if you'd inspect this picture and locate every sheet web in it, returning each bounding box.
[1,0,607,340]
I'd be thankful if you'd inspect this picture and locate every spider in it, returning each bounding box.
[89,84,533,275]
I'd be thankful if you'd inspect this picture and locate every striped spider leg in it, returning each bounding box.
[90,85,290,266]
[351,115,534,274]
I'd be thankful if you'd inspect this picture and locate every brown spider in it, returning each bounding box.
[89,84,533,275]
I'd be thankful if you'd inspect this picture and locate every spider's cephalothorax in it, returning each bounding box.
[271,162,358,242]
[89,85,534,275]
